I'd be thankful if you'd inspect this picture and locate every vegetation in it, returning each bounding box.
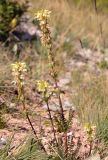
[0,0,27,41]
[1,0,108,160]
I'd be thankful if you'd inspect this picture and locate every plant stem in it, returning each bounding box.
[47,38,66,130]
[49,57,67,131]
[88,141,92,157]
[54,79,66,127]
[22,100,46,152]
[48,52,66,127]
[46,100,59,148]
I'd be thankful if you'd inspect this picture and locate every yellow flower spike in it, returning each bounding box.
[37,80,49,92]
[11,62,27,101]
[34,9,58,79]
[11,62,27,86]
[34,9,52,50]
[84,123,96,132]
[84,123,96,141]
[34,9,51,21]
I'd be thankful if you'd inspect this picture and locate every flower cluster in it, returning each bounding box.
[37,80,54,101]
[34,10,51,49]
[84,123,96,142]
[34,10,57,79]
[35,9,51,22]
[11,62,27,86]
[37,80,49,92]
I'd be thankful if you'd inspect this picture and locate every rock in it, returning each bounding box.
[66,47,108,74]
[12,14,41,41]
[86,154,100,160]
[78,48,93,61]
[104,56,108,62]
[0,137,7,148]
[43,103,61,112]
[43,98,74,112]
[9,103,16,108]
[58,78,70,87]
[105,156,108,160]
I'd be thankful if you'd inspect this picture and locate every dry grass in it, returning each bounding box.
[72,73,107,123]
[29,0,108,50]
[70,71,108,144]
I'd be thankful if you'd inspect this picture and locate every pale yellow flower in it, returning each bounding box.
[37,80,49,92]
[34,9,51,21]
[84,123,96,140]
[34,9,57,79]
[11,62,27,86]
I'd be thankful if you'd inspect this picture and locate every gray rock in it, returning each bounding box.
[66,47,108,74]
[58,78,70,87]
[13,14,41,41]
[0,137,7,147]
[43,103,61,112]
[43,99,74,112]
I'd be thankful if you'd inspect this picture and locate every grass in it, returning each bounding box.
[0,137,50,160]
[29,0,108,50]
[71,71,108,145]
[72,74,107,123]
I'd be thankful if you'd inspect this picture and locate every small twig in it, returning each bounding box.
[79,38,84,49]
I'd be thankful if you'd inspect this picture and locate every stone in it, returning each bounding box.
[105,156,108,160]
[58,78,70,87]
[43,98,74,112]
[12,14,41,41]
[86,154,100,160]
[0,137,7,148]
